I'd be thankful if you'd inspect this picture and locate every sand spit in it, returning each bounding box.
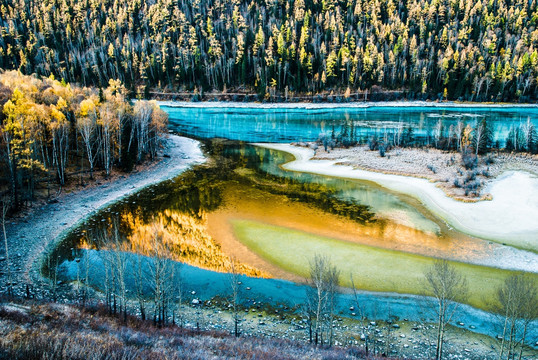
[256,143,538,253]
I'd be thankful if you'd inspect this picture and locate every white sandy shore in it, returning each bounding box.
[257,143,538,254]
[158,100,538,110]
[4,135,205,290]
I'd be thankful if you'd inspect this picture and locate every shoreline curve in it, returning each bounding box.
[3,135,206,293]
[255,143,538,254]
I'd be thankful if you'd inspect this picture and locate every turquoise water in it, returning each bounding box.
[164,105,538,144]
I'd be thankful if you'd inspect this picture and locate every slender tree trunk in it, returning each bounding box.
[2,201,13,297]
[499,311,509,360]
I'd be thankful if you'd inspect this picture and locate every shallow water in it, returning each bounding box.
[49,143,441,265]
[57,249,537,345]
[48,143,537,296]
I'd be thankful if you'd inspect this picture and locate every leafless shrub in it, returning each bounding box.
[461,149,478,170]
[424,259,469,360]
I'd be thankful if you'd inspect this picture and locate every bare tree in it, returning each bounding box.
[349,273,366,337]
[147,226,175,327]
[1,198,13,297]
[131,101,153,163]
[131,100,167,163]
[301,292,315,343]
[474,76,485,99]
[325,264,340,347]
[50,112,69,186]
[170,264,183,327]
[133,252,148,321]
[307,254,340,346]
[455,120,464,152]
[109,223,128,321]
[228,258,242,337]
[473,118,491,155]
[98,102,117,178]
[434,119,443,149]
[77,104,99,179]
[495,274,538,360]
[424,259,469,360]
[522,77,534,95]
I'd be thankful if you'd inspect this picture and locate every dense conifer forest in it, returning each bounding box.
[0,0,537,101]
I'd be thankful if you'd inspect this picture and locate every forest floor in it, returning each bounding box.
[0,134,205,298]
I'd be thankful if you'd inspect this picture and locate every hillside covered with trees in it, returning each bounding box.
[1,0,537,101]
[0,71,168,211]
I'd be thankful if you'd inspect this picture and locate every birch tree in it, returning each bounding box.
[496,274,538,360]
[49,100,69,186]
[77,97,100,179]
[307,254,340,346]
[424,259,469,360]
[147,225,175,327]
[98,102,118,178]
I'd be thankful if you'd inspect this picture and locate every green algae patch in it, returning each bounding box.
[232,219,537,311]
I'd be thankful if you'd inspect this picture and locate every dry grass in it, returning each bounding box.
[0,300,397,360]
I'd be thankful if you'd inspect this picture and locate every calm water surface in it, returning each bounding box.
[165,105,538,145]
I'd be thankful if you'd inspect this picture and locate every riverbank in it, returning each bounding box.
[159,100,538,109]
[256,143,538,252]
[1,134,205,298]
[57,250,538,355]
[0,297,516,360]
[312,145,538,202]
